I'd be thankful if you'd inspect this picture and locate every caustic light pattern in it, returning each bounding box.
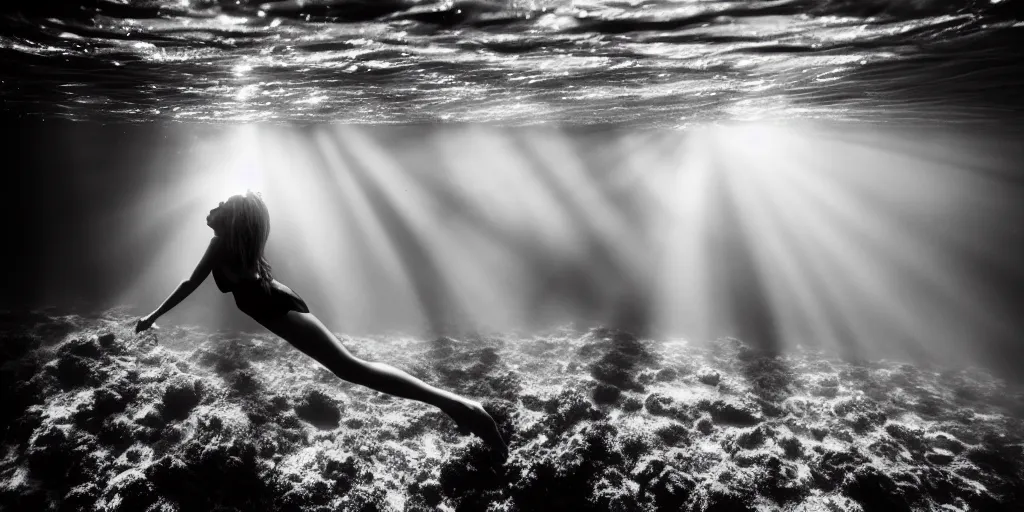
[1,310,1023,511]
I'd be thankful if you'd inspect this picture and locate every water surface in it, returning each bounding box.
[3,0,1023,124]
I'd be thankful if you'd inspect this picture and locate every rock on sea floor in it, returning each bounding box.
[1,309,1023,511]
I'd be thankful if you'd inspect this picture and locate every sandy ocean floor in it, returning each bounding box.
[1,308,1023,511]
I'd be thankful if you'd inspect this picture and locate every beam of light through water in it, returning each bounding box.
[693,122,1023,367]
[646,128,718,343]
[109,127,270,325]
[95,121,1024,374]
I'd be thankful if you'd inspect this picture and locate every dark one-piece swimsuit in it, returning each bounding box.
[212,267,310,326]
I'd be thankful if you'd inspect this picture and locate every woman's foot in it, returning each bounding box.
[446,399,508,459]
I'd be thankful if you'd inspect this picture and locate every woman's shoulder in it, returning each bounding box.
[210,236,228,258]
[208,237,234,271]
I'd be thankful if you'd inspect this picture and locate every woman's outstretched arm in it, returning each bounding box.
[136,236,220,332]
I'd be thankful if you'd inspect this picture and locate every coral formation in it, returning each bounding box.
[1,310,1022,511]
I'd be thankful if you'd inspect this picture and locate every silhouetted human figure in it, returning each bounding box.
[135,191,507,459]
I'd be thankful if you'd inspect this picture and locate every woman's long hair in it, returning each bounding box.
[222,190,274,293]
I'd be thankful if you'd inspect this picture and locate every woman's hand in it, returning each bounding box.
[135,313,157,333]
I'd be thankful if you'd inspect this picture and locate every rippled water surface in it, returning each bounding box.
[2,0,1023,125]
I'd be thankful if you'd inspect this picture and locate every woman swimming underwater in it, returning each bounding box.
[135,191,508,459]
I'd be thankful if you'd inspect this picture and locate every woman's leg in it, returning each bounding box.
[262,311,507,455]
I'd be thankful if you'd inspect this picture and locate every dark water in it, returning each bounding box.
[2,0,1024,124]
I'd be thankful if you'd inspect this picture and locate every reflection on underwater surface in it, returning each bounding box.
[5,119,1024,384]
[0,0,1023,123]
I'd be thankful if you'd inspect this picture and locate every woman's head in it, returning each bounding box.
[207,190,273,283]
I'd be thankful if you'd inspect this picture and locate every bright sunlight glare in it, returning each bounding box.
[112,122,1021,372]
